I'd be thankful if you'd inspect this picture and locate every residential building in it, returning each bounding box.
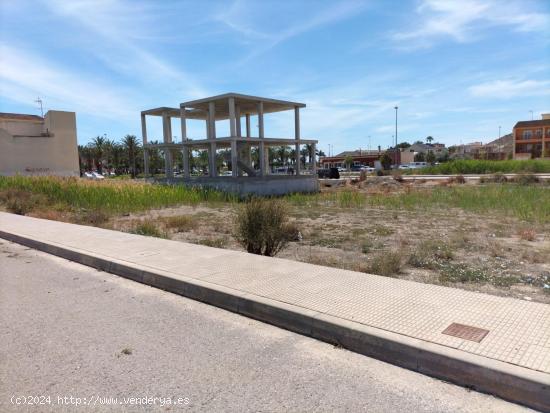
[319,148,414,168]
[513,114,550,159]
[0,111,79,176]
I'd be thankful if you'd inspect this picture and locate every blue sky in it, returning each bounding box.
[1,0,549,154]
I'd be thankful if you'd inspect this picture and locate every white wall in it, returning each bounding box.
[0,111,79,176]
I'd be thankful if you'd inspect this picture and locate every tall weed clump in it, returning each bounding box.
[234,197,297,256]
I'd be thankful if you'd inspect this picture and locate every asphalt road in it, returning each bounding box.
[0,240,532,413]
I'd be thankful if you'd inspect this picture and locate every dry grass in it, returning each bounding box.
[366,251,403,277]
[162,215,197,232]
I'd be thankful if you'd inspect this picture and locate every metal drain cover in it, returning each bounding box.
[442,323,489,342]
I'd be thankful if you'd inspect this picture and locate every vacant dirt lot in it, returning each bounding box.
[102,180,550,304]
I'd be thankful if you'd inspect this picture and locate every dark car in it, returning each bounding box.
[318,168,340,179]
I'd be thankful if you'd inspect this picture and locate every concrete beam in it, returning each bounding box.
[246,114,251,138]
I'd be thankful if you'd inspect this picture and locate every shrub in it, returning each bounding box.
[0,189,44,215]
[450,175,466,184]
[198,237,227,248]
[76,209,109,225]
[480,173,507,184]
[234,198,296,256]
[438,263,489,284]
[130,221,166,238]
[366,251,402,277]
[409,240,453,269]
[513,174,539,185]
[392,172,404,182]
[518,228,536,242]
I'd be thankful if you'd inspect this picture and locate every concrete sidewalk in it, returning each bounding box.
[1,212,549,410]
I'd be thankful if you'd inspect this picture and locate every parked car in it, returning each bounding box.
[91,172,105,180]
[221,170,233,176]
[317,167,340,179]
[398,164,410,170]
[361,166,375,173]
[83,172,94,179]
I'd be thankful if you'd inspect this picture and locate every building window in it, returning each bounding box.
[522,130,533,139]
[535,129,543,137]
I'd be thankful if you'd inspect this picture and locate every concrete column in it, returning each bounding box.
[231,139,238,177]
[208,101,217,177]
[229,97,236,137]
[162,112,173,178]
[235,105,241,137]
[180,105,190,179]
[294,106,301,175]
[311,142,317,174]
[245,114,251,138]
[141,113,149,177]
[257,102,265,176]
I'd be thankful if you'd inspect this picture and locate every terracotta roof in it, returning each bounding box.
[0,112,43,122]
[514,119,550,128]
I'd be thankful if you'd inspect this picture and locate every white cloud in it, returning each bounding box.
[468,79,550,99]
[0,44,138,119]
[391,0,550,49]
[215,0,367,62]
[42,0,207,98]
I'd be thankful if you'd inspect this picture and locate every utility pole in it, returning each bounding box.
[498,126,501,140]
[35,97,44,117]
[529,110,533,120]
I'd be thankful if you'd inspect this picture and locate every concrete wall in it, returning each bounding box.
[157,175,319,197]
[0,111,79,177]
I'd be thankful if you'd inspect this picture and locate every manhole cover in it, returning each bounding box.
[442,323,489,342]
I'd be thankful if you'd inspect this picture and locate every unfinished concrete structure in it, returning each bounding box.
[141,93,318,195]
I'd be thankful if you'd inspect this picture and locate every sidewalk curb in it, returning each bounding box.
[1,229,549,411]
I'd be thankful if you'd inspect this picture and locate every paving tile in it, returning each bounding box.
[2,212,550,374]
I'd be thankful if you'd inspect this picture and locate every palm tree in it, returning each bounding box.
[91,136,106,173]
[426,136,434,144]
[276,146,290,166]
[122,135,140,178]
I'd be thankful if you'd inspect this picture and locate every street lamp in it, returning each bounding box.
[498,126,501,140]
[394,106,399,166]
[529,110,534,120]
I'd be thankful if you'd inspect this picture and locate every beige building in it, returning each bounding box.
[0,111,79,176]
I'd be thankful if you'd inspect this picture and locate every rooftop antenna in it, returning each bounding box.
[35,97,44,117]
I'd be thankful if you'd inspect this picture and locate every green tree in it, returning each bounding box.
[396,142,411,149]
[426,151,436,164]
[426,136,434,144]
[344,155,354,171]
[91,136,106,173]
[122,135,140,178]
[380,153,392,170]
[414,152,426,162]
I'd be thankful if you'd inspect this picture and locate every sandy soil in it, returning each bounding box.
[103,182,550,304]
